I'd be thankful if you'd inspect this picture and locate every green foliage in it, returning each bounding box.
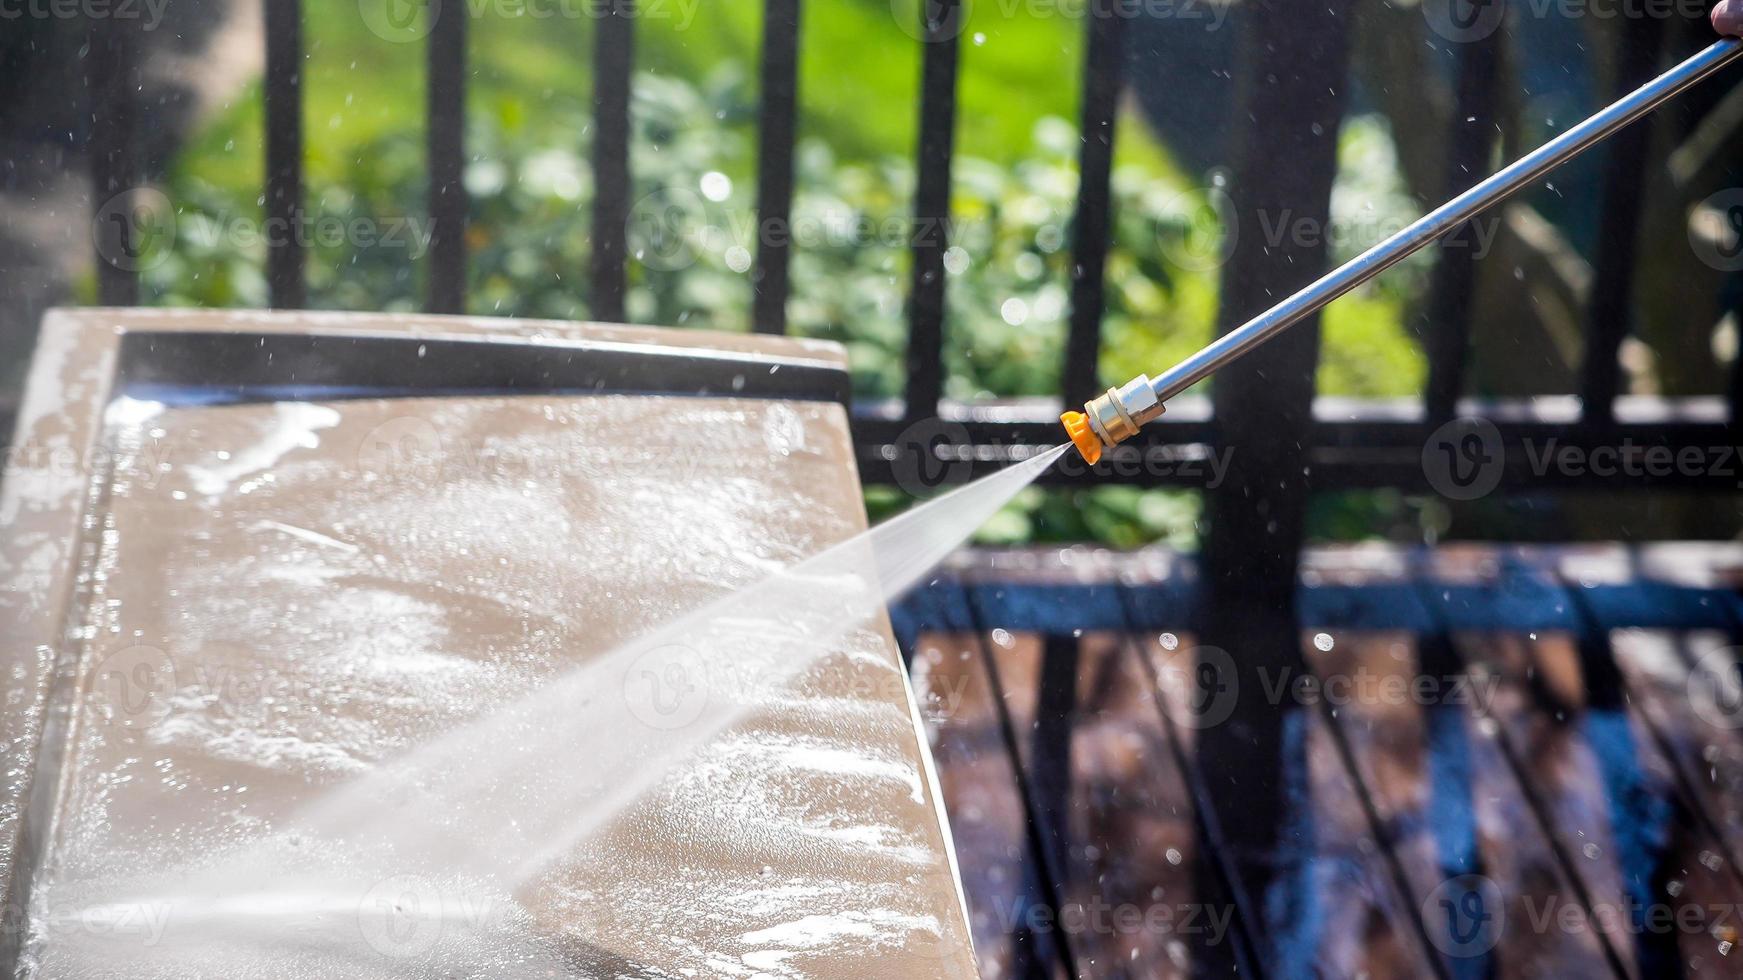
[149,69,1239,399]
[136,2,1438,548]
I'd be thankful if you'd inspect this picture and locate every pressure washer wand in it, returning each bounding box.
[1061,37,1743,465]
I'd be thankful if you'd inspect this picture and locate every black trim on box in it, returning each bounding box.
[116,331,854,409]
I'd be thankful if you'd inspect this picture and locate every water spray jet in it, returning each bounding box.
[1062,38,1743,463]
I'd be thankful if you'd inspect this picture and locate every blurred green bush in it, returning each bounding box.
[129,2,1434,547]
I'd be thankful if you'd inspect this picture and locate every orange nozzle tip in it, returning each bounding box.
[1061,411,1102,466]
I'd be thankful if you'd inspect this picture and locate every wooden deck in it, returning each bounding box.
[892,544,1743,979]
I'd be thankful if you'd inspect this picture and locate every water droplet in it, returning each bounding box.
[942,246,970,275]
[699,171,732,203]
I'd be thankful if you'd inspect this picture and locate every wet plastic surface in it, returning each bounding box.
[2,310,976,979]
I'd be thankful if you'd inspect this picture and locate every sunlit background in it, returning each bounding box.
[2,0,1738,544]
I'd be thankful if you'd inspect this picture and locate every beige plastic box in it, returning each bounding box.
[0,309,976,978]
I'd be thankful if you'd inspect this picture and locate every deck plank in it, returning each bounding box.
[1300,549,1617,978]
[1122,547,1440,976]
[903,544,1743,979]
[1132,627,1441,978]
[1464,630,1743,978]
[901,583,1071,980]
[977,629,1209,978]
[1425,547,1743,978]
[1607,629,1743,883]
[1314,628,1621,978]
[1561,545,1743,871]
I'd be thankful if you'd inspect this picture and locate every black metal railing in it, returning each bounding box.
[81,1,1743,492]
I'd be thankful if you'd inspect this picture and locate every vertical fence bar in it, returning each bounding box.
[1579,20,1666,426]
[752,0,801,335]
[904,0,962,420]
[264,0,306,309]
[88,17,139,307]
[1062,1,1127,408]
[1196,3,1352,968]
[426,5,468,315]
[590,0,635,323]
[1423,25,1500,424]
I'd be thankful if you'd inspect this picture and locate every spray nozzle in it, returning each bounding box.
[1062,374,1165,464]
[1060,411,1102,465]
[1048,42,1743,468]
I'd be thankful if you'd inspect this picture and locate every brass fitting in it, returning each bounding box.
[1061,375,1165,464]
